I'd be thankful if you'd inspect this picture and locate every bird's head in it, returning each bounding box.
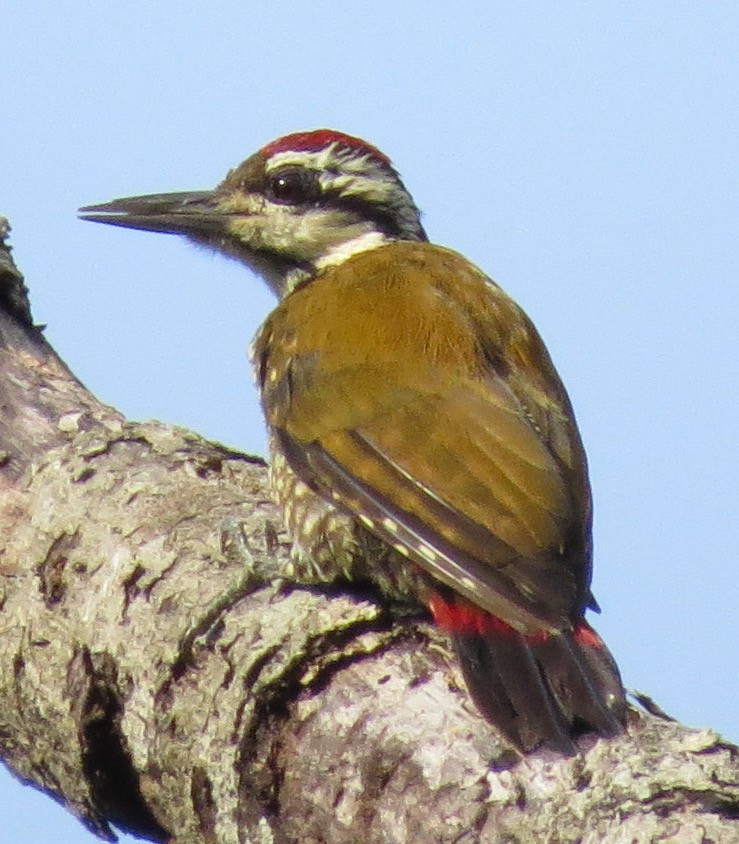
[79,129,427,296]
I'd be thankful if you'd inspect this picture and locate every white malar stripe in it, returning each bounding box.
[314,230,389,270]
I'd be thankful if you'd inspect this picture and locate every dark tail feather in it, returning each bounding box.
[454,631,578,754]
[452,623,626,754]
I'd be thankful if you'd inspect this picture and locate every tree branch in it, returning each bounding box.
[0,217,737,843]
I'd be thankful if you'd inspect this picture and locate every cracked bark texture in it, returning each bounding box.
[0,217,737,844]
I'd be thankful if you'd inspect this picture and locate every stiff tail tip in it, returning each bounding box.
[429,594,627,754]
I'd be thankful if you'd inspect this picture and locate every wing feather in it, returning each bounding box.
[277,429,567,631]
[256,242,592,630]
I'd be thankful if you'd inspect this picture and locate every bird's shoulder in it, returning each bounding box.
[253,241,592,625]
[254,241,573,448]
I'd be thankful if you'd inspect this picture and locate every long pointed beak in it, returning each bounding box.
[78,190,225,237]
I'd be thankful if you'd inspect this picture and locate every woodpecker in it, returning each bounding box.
[80,129,627,753]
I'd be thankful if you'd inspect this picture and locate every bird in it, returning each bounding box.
[79,129,627,754]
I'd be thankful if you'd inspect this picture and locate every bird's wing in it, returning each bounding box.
[255,243,592,633]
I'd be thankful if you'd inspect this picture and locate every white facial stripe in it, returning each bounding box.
[313,230,390,270]
[267,142,379,174]
[266,149,329,172]
[266,144,355,175]
[322,170,398,203]
[267,144,396,204]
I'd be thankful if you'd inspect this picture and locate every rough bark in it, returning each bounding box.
[0,217,737,844]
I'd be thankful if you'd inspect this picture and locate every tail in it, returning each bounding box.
[430,596,626,754]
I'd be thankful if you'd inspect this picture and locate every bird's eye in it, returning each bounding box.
[266,167,320,205]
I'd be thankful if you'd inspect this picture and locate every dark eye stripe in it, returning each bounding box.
[326,192,428,241]
[265,166,428,243]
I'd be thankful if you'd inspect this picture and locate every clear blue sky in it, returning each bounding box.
[2,4,737,841]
